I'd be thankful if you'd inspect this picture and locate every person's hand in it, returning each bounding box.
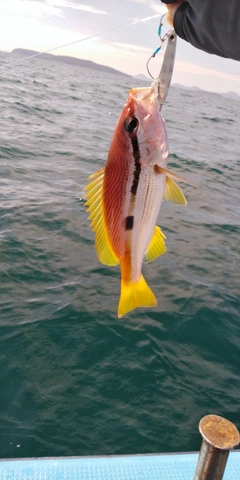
[165,1,186,26]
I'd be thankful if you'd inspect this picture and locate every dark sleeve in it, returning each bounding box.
[173,0,240,61]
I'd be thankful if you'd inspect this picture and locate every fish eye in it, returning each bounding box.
[124,116,139,135]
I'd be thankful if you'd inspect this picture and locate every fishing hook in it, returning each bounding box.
[146,13,175,80]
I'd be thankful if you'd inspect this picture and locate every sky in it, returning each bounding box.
[0,0,240,94]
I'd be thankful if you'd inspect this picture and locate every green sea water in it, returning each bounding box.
[0,51,239,459]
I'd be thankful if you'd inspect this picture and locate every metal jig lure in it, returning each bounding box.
[147,14,177,110]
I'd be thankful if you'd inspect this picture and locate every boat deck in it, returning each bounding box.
[0,450,239,480]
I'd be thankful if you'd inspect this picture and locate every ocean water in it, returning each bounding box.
[0,50,239,459]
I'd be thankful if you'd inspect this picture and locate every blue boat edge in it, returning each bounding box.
[0,450,239,480]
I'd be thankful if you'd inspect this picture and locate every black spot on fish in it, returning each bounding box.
[125,215,134,230]
[131,136,141,196]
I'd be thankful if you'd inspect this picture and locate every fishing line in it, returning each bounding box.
[3,13,161,68]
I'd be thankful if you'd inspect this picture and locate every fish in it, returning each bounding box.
[84,81,191,318]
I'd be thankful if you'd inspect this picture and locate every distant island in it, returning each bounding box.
[10,49,240,101]
[11,48,130,78]
[173,83,240,102]
[134,74,240,102]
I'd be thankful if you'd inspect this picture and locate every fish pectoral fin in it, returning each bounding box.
[118,275,157,318]
[144,226,167,263]
[155,165,195,187]
[84,169,119,266]
[164,177,187,205]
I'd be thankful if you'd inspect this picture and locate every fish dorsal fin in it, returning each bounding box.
[84,169,119,266]
[164,177,187,205]
[144,225,167,263]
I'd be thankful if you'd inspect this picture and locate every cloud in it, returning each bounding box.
[0,3,87,53]
[129,0,166,14]
[1,0,109,18]
[45,0,108,14]
[1,0,62,18]
[65,3,109,15]
[111,42,150,54]
[176,60,240,84]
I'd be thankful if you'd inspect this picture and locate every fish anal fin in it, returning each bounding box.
[144,226,167,263]
[164,177,187,205]
[84,169,119,266]
[118,275,157,318]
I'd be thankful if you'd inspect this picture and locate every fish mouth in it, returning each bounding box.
[128,82,158,112]
[129,82,157,102]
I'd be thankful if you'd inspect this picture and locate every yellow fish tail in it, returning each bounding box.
[118,275,157,318]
